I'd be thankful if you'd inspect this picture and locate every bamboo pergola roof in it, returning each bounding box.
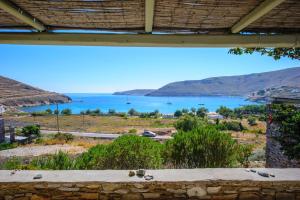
[0,0,299,47]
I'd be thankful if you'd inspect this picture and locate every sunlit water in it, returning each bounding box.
[21,93,260,114]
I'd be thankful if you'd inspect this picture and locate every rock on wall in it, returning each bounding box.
[266,121,300,168]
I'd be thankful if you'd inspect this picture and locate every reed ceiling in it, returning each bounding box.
[0,0,299,34]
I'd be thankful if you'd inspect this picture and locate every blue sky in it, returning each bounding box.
[0,45,299,93]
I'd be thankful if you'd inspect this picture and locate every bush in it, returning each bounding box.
[128,108,139,116]
[174,110,183,117]
[54,132,74,142]
[247,116,257,126]
[217,121,245,132]
[0,157,22,170]
[76,135,163,169]
[31,111,48,117]
[216,106,233,118]
[165,127,240,168]
[108,109,116,115]
[21,125,40,137]
[61,108,72,115]
[174,115,205,132]
[128,129,137,134]
[45,109,52,114]
[30,151,75,170]
[196,107,208,118]
[0,143,17,151]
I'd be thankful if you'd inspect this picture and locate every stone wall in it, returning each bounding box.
[266,107,300,168]
[0,169,300,200]
[0,117,5,143]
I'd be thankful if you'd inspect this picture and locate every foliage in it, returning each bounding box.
[128,129,137,134]
[217,121,245,132]
[54,132,74,142]
[0,143,17,151]
[165,127,241,168]
[196,107,208,118]
[108,109,116,115]
[45,109,52,114]
[54,109,59,115]
[229,48,300,60]
[247,116,257,126]
[76,135,163,169]
[236,144,253,166]
[271,104,300,159]
[234,105,266,117]
[31,111,49,117]
[21,125,40,137]
[128,108,139,116]
[84,109,101,116]
[174,115,205,132]
[0,157,22,170]
[248,149,266,162]
[216,106,233,118]
[174,110,183,118]
[30,151,75,170]
[61,108,72,115]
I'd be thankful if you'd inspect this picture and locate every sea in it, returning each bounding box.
[21,93,260,114]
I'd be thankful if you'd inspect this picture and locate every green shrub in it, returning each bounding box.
[165,127,240,168]
[216,106,233,118]
[0,157,22,170]
[108,109,116,115]
[128,108,139,116]
[128,129,137,134]
[31,111,48,117]
[0,143,17,151]
[54,132,74,142]
[21,125,40,137]
[236,144,253,166]
[45,109,52,114]
[174,115,205,132]
[196,107,208,118]
[217,121,244,132]
[247,116,257,126]
[76,135,163,169]
[174,110,183,117]
[30,151,75,170]
[61,108,72,115]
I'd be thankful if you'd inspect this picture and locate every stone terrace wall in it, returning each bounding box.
[0,169,300,200]
[266,112,300,168]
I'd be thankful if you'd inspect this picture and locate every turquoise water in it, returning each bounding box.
[21,93,259,114]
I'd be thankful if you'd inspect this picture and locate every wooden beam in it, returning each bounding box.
[231,0,286,33]
[0,0,46,32]
[0,33,298,47]
[145,0,155,33]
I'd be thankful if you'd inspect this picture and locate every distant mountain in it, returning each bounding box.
[0,76,71,107]
[147,67,300,97]
[113,89,155,96]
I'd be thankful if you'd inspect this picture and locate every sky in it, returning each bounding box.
[0,45,299,93]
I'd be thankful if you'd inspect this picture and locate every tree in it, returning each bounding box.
[128,108,138,116]
[196,107,208,118]
[174,110,183,118]
[216,106,233,118]
[45,109,52,115]
[247,116,257,126]
[108,109,116,115]
[229,48,299,60]
[61,108,72,115]
[174,115,205,132]
[21,125,40,137]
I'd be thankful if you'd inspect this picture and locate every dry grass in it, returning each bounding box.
[10,115,176,134]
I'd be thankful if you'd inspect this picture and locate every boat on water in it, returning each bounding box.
[126,97,131,104]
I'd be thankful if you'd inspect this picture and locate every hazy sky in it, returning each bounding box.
[0,44,299,93]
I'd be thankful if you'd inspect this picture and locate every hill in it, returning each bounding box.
[0,76,71,107]
[147,67,300,97]
[113,89,155,96]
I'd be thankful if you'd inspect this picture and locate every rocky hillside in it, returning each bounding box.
[0,76,71,107]
[147,67,300,97]
[248,86,300,102]
[113,89,155,96]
